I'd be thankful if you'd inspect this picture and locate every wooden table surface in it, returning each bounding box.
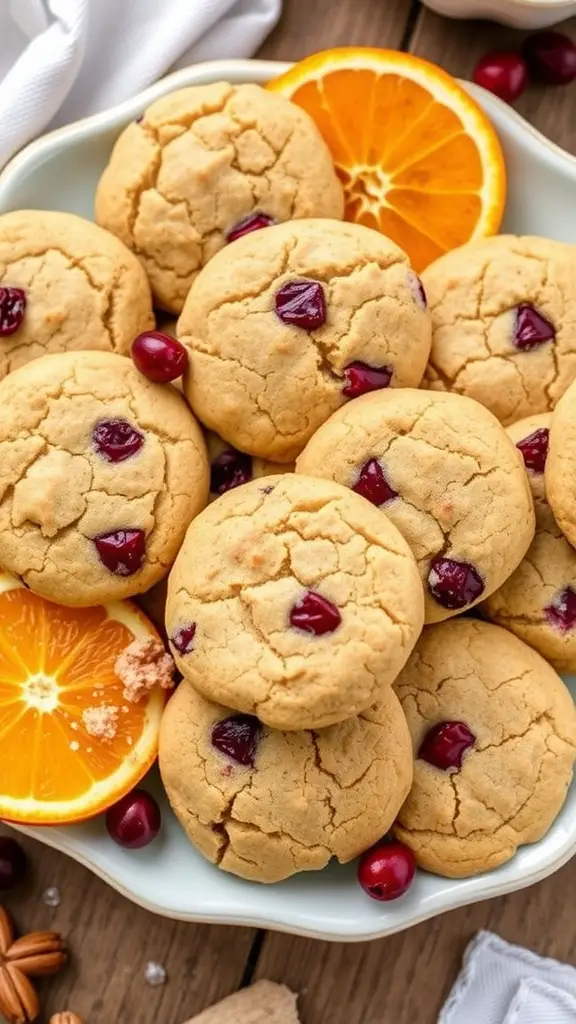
[7,4,576,1023]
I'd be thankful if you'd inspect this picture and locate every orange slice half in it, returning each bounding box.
[268,47,506,271]
[0,574,166,824]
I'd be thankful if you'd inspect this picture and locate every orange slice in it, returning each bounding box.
[268,48,506,271]
[0,574,166,825]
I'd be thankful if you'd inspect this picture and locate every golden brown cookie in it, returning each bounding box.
[95,82,344,313]
[423,235,576,424]
[179,218,431,462]
[393,619,576,878]
[0,351,209,605]
[159,680,413,883]
[166,474,424,730]
[296,389,535,623]
[0,210,154,379]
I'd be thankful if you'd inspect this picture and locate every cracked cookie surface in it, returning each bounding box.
[95,82,344,313]
[546,379,576,556]
[179,218,432,462]
[166,474,424,730]
[159,679,413,883]
[393,619,576,878]
[0,350,209,606]
[296,389,535,623]
[483,414,576,670]
[0,210,154,379]
[422,235,576,425]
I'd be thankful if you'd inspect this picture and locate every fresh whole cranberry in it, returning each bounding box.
[545,586,576,632]
[275,279,326,329]
[342,361,393,398]
[92,418,144,463]
[522,31,576,86]
[94,529,146,576]
[0,287,26,337]
[428,556,484,610]
[0,837,27,889]
[357,841,416,901]
[170,622,196,655]
[210,447,252,494]
[106,789,161,849]
[419,721,476,771]
[226,211,276,243]
[514,303,555,351]
[289,590,341,635]
[131,331,188,383]
[473,51,528,103]
[516,427,549,473]
[211,714,262,767]
[352,458,398,506]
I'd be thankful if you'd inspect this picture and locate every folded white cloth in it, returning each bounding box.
[441,931,576,1024]
[0,0,281,169]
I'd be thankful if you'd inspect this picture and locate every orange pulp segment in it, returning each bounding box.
[268,48,506,271]
[0,573,166,824]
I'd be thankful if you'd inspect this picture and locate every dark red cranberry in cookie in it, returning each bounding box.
[516,427,549,474]
[342,361,393,398]
[211,714,261,767]
[522,31,576,86]
[428,556,484,610]
[94,529,145,576]
[274,279,326,329]
[289,591,341,635]
[473,51,528,103]
[545,586,576,632]
[131,331,188,383]
[210,447,252,494]
[106,789,161,849]
[0,287,26,337]
[170,622,196,655]
[418,721,476,771]
[93,418,144,463]
[513,304,555,351]
[226,211,276,243]
[357,841,416,902]
[352,458,397,506]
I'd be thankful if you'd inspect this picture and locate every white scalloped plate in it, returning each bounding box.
[1,60,576,942]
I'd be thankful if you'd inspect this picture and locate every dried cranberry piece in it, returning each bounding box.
[289,591,341,635]
[516,427,549,474]
[352,458,397,506]
[343,362,393,398]
[545,586,576,633]
[210,447,252,495]
[418,721,476,771]
[94,529,145,576]
[211,714,261,767]
[0,287,26,337]
[226,212,275,243]
[170,623,196,655]
[513,304,555,351]
[274,279,326,329]
[427,556,484,610]
[93,418,144,463]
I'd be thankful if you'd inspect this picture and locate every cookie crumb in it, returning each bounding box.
[115,637,175,703]
[144,961,167,987]
[82,705,119,741]
[42,886,61,908]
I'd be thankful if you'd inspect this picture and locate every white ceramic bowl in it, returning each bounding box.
[421,0,576,30]
[2,59,576,942]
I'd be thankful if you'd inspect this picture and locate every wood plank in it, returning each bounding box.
[255,858,576,1024]
[411,10,576,154]
[257,0,415,60]
[2,831,255,1022]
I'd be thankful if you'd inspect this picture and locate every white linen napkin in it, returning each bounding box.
[0,0,281,169]
[440,931,576,1024]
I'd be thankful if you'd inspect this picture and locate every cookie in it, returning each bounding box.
[482,414,576,669]
[206,431,292,501]
[422,235,576,424]
[296,389,535,623]
[159,679,413,883]
[0,351,209,606]
[95,82,344,313]
[0,210,154,379]
[166,475,424,730]
[393,619,576,878]
[179,218,431,462]
[185,981,300,1024]
[546,379,576,553]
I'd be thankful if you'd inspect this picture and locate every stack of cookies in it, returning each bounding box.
[0,80,575,889]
